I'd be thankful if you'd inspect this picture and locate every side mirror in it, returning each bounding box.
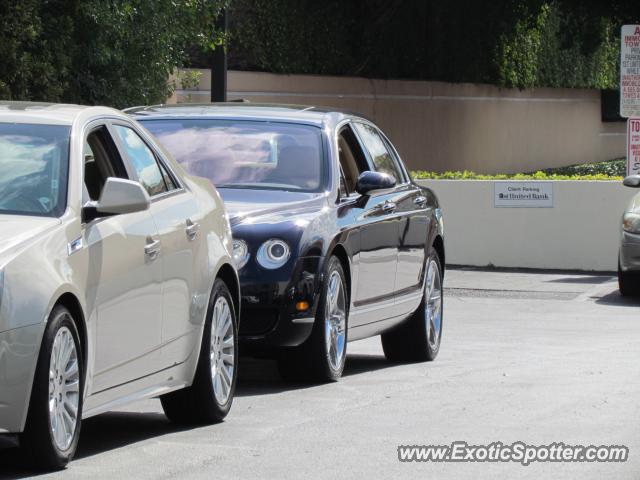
[355,171,396,195]
[623,175,640,188]
[83,178,150,222]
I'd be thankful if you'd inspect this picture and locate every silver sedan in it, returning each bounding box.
[619,175,640,295]
[0,102,240,469]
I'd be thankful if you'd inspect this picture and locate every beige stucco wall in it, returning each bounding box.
[417,179,636,271]
[170,69,626,174]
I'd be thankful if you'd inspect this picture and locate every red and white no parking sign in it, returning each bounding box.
[628,118,640,176]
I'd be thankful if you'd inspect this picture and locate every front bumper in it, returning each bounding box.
[0,323,45,433]
[620,231,640,272]
[239,256,323,349]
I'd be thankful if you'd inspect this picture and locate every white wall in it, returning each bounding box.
[417,180,638,271]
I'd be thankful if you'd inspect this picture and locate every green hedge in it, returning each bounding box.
[226,0,626,90]
[411,170,623,181]
[538,158,626,177]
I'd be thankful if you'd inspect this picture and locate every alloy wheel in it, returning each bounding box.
[48,325,80,451]
[210,296,235,405]
[325,271,347,371]
[425,259,443,351]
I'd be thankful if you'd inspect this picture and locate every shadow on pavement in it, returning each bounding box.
[76,412,188,459]
[236,352,394,396]
[235,356,309,397]
[0,412,192,479]
[343,353,394,377]
[594,290,640,306]
[0,352,394,478]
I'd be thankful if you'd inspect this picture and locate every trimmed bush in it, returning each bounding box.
[411,170,622,181]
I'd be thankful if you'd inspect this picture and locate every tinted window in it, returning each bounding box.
[113,125,167,196]
[141,119,324,192]
[0,123,70,217]
[84,126,129,201]
[353,122,404,183]
[337,125,369,194]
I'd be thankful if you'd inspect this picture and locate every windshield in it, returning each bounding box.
[0,123,70,217]
[141,119,325,192]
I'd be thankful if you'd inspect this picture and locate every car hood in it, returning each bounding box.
[218,188,328,226]
[0,214,61,263]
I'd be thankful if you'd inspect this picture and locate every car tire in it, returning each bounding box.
[161,278,238,424]
[618,262,640,297]
[381,249,443,362]
[21,305,83,470]
[277,256,348,382]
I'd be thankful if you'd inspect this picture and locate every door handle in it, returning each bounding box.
[144,238,161,261]
[186,219,200,241]
[381,201,396,213]
[414,196,427,207]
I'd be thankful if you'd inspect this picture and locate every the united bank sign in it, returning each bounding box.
[494,182,553,208]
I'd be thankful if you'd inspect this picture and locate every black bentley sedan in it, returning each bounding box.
[129,104,445,382]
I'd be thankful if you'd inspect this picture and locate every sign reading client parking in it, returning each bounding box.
[494,182,553,208]
[621,25,640,118]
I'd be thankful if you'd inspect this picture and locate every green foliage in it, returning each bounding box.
[228,0,355,75]
[228,0,635,90]
[413,158,627,181]
[173,69,204,103]
[0,0,228,108]
[411,170,622,181]
[495,4,548,89]
[0,0,74,101]
[538,158,626,177]
[497,2,620,89]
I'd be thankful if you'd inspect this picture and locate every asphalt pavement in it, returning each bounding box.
[2,268,639,479]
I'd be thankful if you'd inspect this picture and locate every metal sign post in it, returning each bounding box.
[211,9,228,103]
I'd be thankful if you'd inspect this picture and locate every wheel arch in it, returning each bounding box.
[432,234,445,274]
[327,243,352,305]
[54,292,88,372]
[216,262,241,320]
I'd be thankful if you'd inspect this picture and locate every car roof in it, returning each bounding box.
[0,101,123,126]
[126,102,369,128]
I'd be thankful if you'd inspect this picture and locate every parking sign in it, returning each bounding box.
[621,25,640,118]
[629,118,640,176]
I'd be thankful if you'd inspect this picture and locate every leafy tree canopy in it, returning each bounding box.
[0,0,228,107]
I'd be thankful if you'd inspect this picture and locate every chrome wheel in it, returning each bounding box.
[425,258,443,351]
[210,296,235,405]
[48,325,80,451]
[325,270,347,371]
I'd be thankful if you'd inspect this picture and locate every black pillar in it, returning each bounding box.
[211,9,227,102]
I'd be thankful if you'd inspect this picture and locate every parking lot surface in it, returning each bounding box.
[2,268,639,479]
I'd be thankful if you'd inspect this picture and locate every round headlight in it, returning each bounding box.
[232,239,250,269]
[623,212,640,234]
[257,239,291,269]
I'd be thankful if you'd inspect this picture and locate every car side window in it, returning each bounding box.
[83,126,129,201]
[159,161,177,190]
[112,125,171,197]
[352,122,404,184]
[337,125,370,195]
